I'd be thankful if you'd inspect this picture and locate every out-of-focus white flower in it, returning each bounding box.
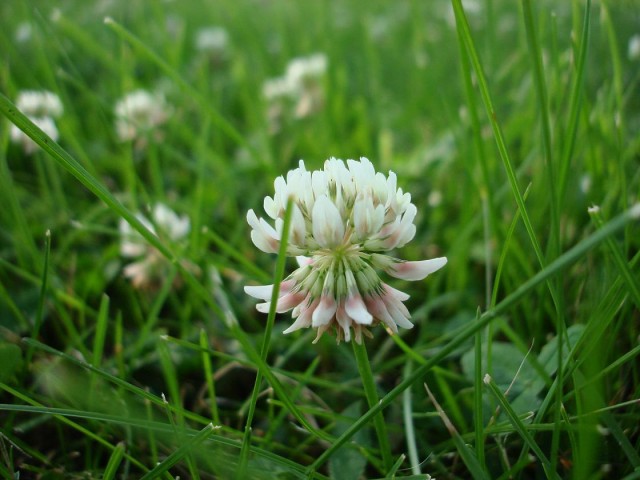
[262,76,295,102]
[195,26,229,56]
[10,116,59,155]
[15,22,33,43]
[114,89,171,144]
[285,53,327,91]
[16,90,64,118]
[245,157,447,343]
[10,90,64,154]
[628,34,640,61]
[262,53,328,131]
[119,203,191,289]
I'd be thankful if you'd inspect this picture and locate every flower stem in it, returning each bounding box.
[352,340,393,472]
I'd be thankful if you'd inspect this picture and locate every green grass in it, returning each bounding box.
[1,0,639,478]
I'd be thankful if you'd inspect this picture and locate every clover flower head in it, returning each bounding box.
[10,90,63,154]
[119,203,190,289]
[16,90,64,118]
[262,52,328,131]
[114,89,171,143]
[10,116,60,155]
[628,34,640,61]
[245,157,447,343]
[285,53,327,91]
[195,26,229,56]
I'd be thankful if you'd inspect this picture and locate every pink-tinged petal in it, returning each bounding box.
[345,294,373,325]
[275,292,306,312]
[256,292,304,314]
[387,257,448,281]
[250,230,279,254]
[296,256,312,267]
[284,298,318,334]
[383,298,413,329]
[312,195,345,248]
[365,297,397,333]
[312,295,338,327]
[382,283,410,302]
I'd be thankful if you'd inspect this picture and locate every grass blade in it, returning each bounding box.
[139,423,215,480]
[483,375,559,479]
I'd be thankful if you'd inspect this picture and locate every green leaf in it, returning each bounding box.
[461,342,541,417]
[538,324,586,376]
[329,402,368,480]
[0,343,23,382]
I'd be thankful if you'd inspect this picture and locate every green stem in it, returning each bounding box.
[352,341,393,473]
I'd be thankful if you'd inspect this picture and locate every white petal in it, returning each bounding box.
[296,256,312,267]
[353,196,384,241]
[250,230,279,254]
[365,297,397,333]
[244,284,274,300]
[387,257,448,281]
[289,203,307,246]
[264,196,278,219]
[384,299,414,329]
[312,195,345,248]
[311,295,338,327]
[247,209,280,253]
[345,294,373,325]
[283,298,318,334]
[335,303,352,341]
[382,283,410,302]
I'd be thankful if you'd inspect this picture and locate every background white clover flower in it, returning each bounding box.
[10,90,64,154]
[262,52,328,131]
[16,90,64,118]
[195,26,229,56]
[119,203,191,289]
[245,157,447,343]
[628,34,640,61]
[10,116,60,155]
[114,89,171,143]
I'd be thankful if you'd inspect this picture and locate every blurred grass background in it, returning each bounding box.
[1,0,639,478]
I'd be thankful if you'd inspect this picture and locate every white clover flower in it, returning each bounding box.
[628,34,640,61]
[195,26,229,55]
[245,157,447,343]
[114,89,170,143]
[10,116,59,155]
[262,53,328,130]
[285,53,327,91]
[262,76,296,102]
[10,90,64,154]
[119,203,191,289]
[16,90,64,118]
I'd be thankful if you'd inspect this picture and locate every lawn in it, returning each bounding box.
[1,0,639,478]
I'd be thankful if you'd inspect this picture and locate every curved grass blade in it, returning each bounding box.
[139,423,215,480]
[103,442,126,480]
[483,375,559,479]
